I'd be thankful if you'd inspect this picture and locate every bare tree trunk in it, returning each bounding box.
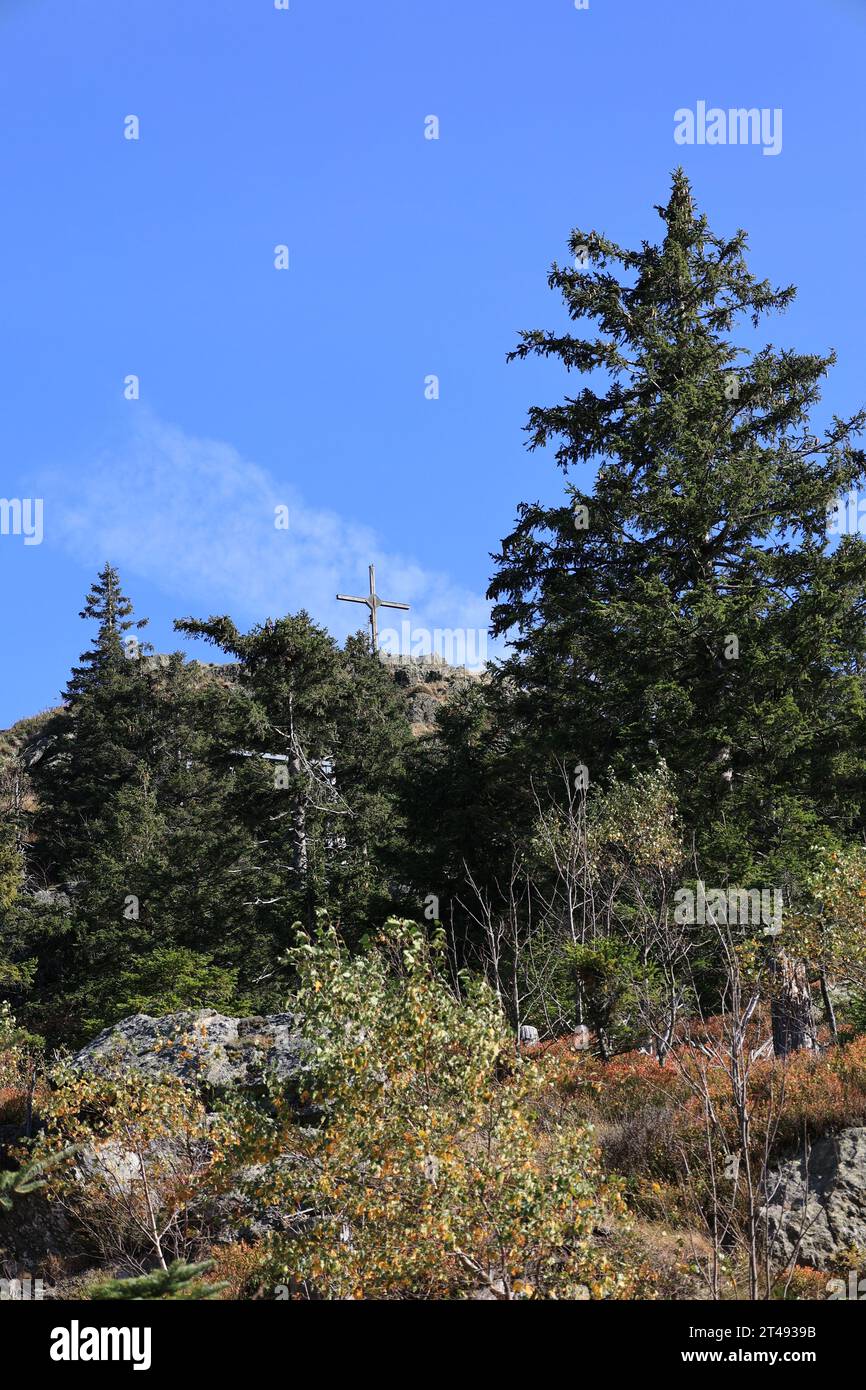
[819,966,838,1045]
[284,695,308,877]
[289,748,308,874]
[133,1141,167,1270]
[769,950,814,1058]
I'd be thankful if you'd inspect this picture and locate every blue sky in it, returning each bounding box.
[1,0,865,725]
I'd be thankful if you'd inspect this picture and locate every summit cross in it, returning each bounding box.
[337,564,409,655]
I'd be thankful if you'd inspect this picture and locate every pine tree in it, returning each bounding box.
[0,806,22,915]
[400,676,533,918]
[12,568,158,1038]
[175,612,345,924]
[0,810,35,1001]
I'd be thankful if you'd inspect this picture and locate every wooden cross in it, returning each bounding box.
[337,564,409,655]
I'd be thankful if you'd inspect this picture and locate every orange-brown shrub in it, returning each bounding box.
[543,1026,866,1188]
[777,1265,831,1301]
[0,1086,28,1126]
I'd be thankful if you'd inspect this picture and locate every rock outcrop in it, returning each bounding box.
[764,1128,866,1268]
[72,1009,305,1097]
[380,653,484,735]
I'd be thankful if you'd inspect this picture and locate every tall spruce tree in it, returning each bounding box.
[68,564,149,697]
[32,564,151,880]
[57,653,261,1039]
[489,171,866,887]
[20,571,263,1041]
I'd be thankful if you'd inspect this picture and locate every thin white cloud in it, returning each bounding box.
[44,412,494,666]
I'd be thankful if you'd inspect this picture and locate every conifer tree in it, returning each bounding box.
[32,565,151,881]
[21,573,259,1039]
[331,633,413,922]
[0,800,22,917]
[88,1259,226,1300]
[0,1147,75,1211]
[67,563,150,699]
[175,612,411,938]
[489,171,866,886]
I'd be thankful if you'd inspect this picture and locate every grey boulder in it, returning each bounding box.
[764,1127,866,1269]
[71,1009,305,1095]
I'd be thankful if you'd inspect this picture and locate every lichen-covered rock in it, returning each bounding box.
[764,1128,866,1269]
[71,1009,304,1095]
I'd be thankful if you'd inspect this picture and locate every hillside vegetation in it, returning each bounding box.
[4,173,866,1300]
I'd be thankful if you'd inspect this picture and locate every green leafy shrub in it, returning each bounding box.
[232,917,636,1300]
